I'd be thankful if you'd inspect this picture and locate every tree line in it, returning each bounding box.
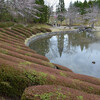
[55,0,100,28]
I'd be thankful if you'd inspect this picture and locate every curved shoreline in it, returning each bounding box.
[25,30,78,47]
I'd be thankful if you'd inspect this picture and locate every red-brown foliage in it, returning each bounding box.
[0,41,36,54]
[0,27,100,100]
[22,85,100,100]
[0,48,54,68]
[17,27,32,36]
[54,63,73,72]
[12,28,31,37]
[0,43,49,62]
[0,31,24,42]
[0,34,24,44]
[5,28,26,39]
[0,29,25,41]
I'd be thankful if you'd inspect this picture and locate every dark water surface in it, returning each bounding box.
[29,32,100,78]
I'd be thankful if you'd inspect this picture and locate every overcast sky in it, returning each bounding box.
[44,0,89,10]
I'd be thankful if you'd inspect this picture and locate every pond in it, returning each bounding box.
[29,32,100,78]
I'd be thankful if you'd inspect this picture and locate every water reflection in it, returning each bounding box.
[57,35,64,56]
[29,32,100,78]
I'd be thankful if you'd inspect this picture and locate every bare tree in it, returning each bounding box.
[8,0,40,19]
[0,0,6,13]
[66,3,79,29]
[83,5,100,28]
[45,0,58,23]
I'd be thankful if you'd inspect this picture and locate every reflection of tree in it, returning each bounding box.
[65,32,95,53]
[29,32,96,57]
[57,34,64,57]
[64,34,77,54]
[29,38,50,56]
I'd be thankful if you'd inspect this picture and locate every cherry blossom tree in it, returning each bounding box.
[83,5,100,28]
[6,0,40,19]
[0,0,41,22]
[65,2,79,29]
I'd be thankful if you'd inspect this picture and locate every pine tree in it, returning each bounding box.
[59,0,65,12]
[56,0,66,24]
[35,0,48,23]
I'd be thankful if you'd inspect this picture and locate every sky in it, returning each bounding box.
[44,0,89,10]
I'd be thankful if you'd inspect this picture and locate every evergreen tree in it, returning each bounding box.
[34,0,48,23]
[56,0,66,23]
[59,0,66,12]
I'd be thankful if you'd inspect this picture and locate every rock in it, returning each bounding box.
[92,61,96,64]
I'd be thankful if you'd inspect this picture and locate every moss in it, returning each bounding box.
[74,79,83,84]
[88,86,94,92]
[16,49,20,51]
[19,61,32,66]
[0,82,12,95]
[50,75,56,80]
[29,91,66,100]
[24,70,47,85]
[39,72,47,77]
[0,65,30,97]
[56,91,66,100]
[24,70,38,84]
[25,53,32,56]
[21,34,26,37]
[17,46,21,49]
[0,65,47,98]
[38,72,47,84]
[16,35,18,38]
[34,92,53,100]
[77,96,84,100]
[0,49,8,54]
[0,82,12,88]
[59,71,66,77]
[42,61,55,68]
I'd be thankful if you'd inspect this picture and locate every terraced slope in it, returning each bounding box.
[0,27,100,100]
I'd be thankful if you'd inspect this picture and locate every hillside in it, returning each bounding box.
[0,27,100,100]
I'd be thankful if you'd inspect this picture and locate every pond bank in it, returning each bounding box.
[25,29,78,47]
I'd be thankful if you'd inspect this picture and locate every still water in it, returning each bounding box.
[29,32,100,78]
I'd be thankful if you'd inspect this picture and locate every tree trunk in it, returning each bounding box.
[69,18,72,29]
[91,22,94,29]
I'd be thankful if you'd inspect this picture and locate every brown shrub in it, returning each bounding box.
[0,38,25,47]
[1,53,100,96]
[0,31,24,42]
[41,28,52,32]
[12,28,31,38]
[22,85,100,100]
[22,27,32,32]
[0,34,24,44]
[17,27,32,36]
[0,41,36,54]
[0,43,49,62]
[31,28,41,34]
[0,48,55,68]
[54,63,73,72]
[5,28,26,39]
[0,28,25,41]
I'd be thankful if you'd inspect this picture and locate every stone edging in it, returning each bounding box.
[25,30,79,47]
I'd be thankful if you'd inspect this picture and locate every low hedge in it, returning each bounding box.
[21,85,100,100]
[0,22,14,28]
